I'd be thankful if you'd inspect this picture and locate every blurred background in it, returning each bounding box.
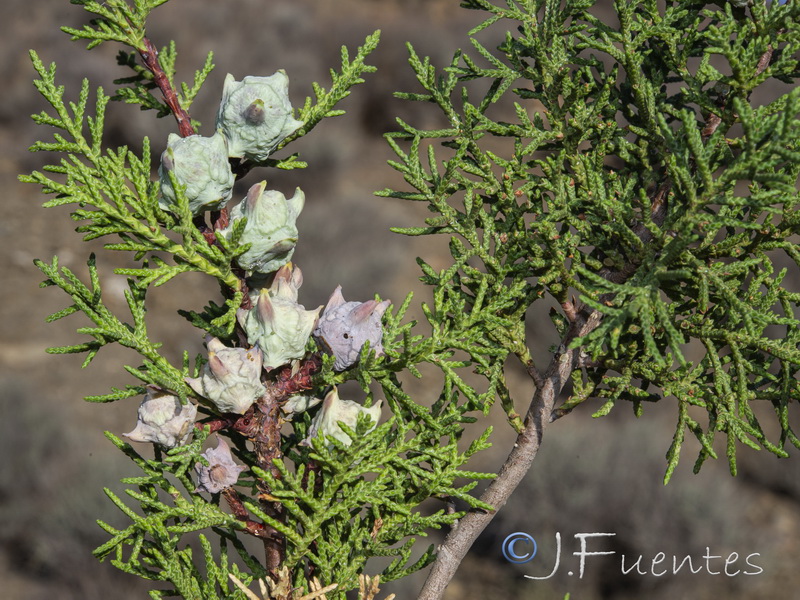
[2,1,800,598]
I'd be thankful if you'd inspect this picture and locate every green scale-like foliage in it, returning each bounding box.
[23,1,497,597]
[94,429,269,600]
[251,416,493,591]
[380,0,800,482]
[22,0,380,387]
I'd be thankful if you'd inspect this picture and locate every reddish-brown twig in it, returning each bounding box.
[135,38,239,246]
[257,355,322,569]
[222,488,272,539]
[197,355,322,574]
[137,37,195,137]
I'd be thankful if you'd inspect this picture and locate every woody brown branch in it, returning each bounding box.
[523,359,544,389]
[253,355,322,574]
[195,354,321,573]
[417,182,671,600]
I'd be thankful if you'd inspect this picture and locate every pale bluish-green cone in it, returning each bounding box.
[282,393,322,420]
[123,387,197,449]
[158,131,234,214]
[237,264,320,370]
[186,337,266,415]
[302,387,382,447]
[216,72,304,163]
[221,181,304,274]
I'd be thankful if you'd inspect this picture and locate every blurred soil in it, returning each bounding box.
[2,1,800,599]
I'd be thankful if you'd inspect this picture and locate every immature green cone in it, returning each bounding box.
[221,181,304,274]
[302,387,382,447]
[123,387,197,449]
[237,264,320,370]
[185,337,266,415]
[216,72,304,163]
[314,286,391,370]
[158,131,234,214]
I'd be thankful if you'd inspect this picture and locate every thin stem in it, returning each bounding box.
[222,488,271,539]
[523,359,544,390]
[703,44,775,138]
[138,37,195,137]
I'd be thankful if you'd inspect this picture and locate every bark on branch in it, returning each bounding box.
[417,186,670,600]
[416,310,603,600]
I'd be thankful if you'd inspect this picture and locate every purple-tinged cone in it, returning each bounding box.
[195,438,247,494]
[314,286,391,371]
